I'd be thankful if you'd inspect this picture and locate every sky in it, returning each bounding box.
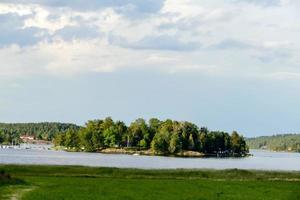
[0,0,300,137]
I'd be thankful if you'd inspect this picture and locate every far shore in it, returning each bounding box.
[250,148,300,153]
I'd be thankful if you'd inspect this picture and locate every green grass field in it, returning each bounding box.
[1,165,300,200]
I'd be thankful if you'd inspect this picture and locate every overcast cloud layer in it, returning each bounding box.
[0,0,300,136]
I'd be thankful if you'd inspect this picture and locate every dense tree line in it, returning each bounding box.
[0,122,80,144]
[54,117,248,156]
[246,134,300,152]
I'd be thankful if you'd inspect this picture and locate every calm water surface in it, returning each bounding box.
[0,147,299,171]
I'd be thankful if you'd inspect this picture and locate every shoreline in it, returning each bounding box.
[56,147,250,158]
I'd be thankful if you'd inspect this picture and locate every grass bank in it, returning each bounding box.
[0,165,300,200]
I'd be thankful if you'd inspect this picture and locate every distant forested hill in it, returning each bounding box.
[0,122,80,142]
[246,134,300,152]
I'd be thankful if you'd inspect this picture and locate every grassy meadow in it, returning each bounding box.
[0,165,300,200]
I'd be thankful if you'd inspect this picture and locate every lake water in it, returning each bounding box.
[0,148,299,171]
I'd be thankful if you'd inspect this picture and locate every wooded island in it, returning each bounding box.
[53,117,249,157]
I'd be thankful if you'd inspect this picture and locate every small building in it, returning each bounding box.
[20,135,35,142]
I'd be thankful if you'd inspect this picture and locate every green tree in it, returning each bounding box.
[199,127,209,153]
[115,121,127,147]
[0,130,5,144]
[151,131,170,153]
[149,118,161,134]
[84,120,105,150]
[181,122,199,150]
[169,133,181,153]
[224,133,232,151]
[53,132,66,146]
[188,134,195,150]
[101,117,114,130]
[79,128,95,152]
[128,118,149,148]
[103,127,118,147]
[231,131,248,155]
[65,129,79,149]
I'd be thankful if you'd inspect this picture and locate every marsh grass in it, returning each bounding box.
[0,165,300,200]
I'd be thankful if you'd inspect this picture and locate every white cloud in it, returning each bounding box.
[262,41,292,49]
[0,3,33,16]
[0,40,120,77]
[23,6,76,33]
[0,44,44,77]
[0,1,300,80]
[0,39,220,78]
